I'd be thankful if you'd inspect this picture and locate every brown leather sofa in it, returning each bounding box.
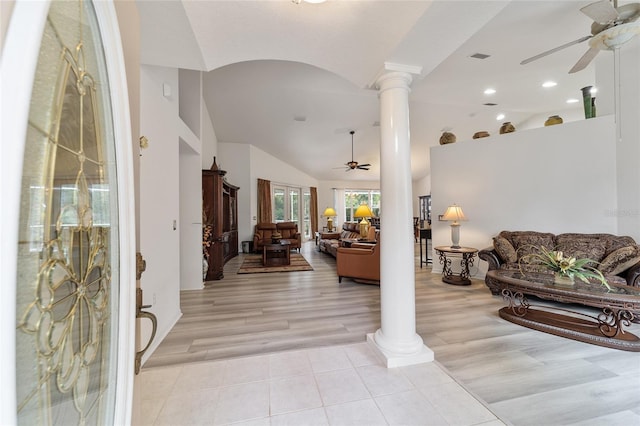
[253,222,301,252]
[336,240,380,284]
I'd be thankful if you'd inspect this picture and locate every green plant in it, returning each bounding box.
[519,245,611,290]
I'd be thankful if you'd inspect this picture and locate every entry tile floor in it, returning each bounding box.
[139,342,506,426]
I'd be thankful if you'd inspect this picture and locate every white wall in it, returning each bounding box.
[430,115,618,277]
[179,140,203,290]
[412,175,430,217]
[217,143,252,249]
[139,65,182,361]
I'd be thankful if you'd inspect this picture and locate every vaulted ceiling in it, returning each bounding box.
[137,0,621,182]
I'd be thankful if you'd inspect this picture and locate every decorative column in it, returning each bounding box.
[367,68,434,367]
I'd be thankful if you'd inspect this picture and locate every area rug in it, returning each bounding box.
[237,253,314,274]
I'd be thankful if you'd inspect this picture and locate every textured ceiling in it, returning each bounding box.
[138,0,629,182]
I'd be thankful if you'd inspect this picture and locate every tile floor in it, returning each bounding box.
[139,342,506,426]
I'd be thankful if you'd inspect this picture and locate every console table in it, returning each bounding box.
[434,246,477,285]
[487,269,640,351]
[419,228,432,268]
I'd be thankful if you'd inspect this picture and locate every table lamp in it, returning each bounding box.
[323,207,337,232]
[354,203,374,238]
[441,204,467,249]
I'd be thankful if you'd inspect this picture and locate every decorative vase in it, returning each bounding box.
[439,131,456,145]
[544,115,563,126]
[554,272,575,287]
[472,131,490,139]
[203,257,209,280]
[581,86,593,119]
[499,122,515,134]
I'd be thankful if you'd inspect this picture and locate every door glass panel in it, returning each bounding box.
[303,190,311,239]
[289,189,299,222]
[15,1,119,424]
[273,187,285,222]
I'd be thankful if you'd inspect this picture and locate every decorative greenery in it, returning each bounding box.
[203,225,213,259]
[519,245,611,290]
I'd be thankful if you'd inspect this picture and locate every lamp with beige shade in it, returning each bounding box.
[441,204,467,249]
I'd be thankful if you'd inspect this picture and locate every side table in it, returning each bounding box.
[434,246,478,286]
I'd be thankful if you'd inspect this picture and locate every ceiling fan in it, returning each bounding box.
[521,0,640,73]
[338,131,370,171]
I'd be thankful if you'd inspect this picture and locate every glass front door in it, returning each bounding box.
[9,1,131,424]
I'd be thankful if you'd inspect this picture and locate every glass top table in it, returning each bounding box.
[486,269,640,351]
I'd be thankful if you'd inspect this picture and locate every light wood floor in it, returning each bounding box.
[145,241,640,425]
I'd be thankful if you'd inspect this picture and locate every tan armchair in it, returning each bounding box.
[336,241,380,284]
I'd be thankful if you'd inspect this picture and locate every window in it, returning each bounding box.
[344,189,380,221]
[272,184,311,240]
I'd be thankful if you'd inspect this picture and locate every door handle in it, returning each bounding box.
[135,287,157,374]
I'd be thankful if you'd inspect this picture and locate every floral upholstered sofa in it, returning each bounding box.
[478,231,640,295]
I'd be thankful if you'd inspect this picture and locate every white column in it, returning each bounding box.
[366,70,434,367]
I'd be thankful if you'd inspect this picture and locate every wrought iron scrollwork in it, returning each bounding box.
[598,308,634,338]
[501,288,529,317]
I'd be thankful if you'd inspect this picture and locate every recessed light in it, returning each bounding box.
[591,87,598,94]
[484,88,496,95]
[483,103,498,106]
[496,113,505,121]
[542,81,557,88]
[566,98,579,104]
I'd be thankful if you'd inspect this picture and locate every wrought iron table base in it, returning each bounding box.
[500,289,640,352]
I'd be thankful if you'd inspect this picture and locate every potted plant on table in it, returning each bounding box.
[519,245,611,290]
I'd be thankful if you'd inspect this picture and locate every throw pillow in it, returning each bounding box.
[599,246,640,276]
[493,236,517,263]
[510,232,555,262]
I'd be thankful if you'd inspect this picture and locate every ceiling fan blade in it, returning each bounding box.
[569,47,600,73]
[357,167,370,170]
[358,164,371,168]
[580,0,619,24]
[521,35,592,65]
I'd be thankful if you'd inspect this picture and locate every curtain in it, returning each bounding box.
[257,178,272,223]
[310,186,318,234]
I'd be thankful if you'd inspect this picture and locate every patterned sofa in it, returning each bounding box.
[478,231,640,295]
[318,222,361,257]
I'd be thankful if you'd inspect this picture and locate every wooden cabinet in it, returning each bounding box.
[203,157,239,281]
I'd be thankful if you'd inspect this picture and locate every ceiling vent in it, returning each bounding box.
[470,53,491,59]
[483,103,498,106]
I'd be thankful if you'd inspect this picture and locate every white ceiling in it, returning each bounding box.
[138,0,623,182]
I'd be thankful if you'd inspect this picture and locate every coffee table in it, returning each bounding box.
[262,241,291,266]
[487,269,640,351]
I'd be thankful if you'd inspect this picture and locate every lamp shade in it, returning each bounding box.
[323,207,337,217]
[354,204,374,218]
[441,204,467,223]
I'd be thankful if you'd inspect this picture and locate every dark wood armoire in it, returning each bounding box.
[202,157,239,281]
